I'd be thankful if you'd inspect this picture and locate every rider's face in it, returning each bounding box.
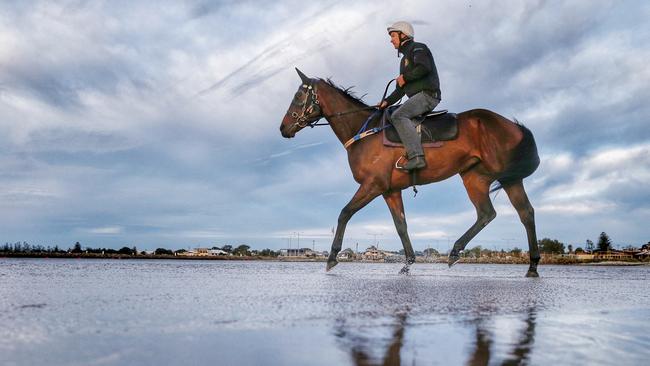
[389,32,401,49]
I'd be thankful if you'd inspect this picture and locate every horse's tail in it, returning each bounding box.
[491,121,540,193]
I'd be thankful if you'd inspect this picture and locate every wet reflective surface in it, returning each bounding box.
[1,259,649,365]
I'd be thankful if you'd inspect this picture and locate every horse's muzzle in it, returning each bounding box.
[280,123,295,138]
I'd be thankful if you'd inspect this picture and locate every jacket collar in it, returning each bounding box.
[398,38,414,54]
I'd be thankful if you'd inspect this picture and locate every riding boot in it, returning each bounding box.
[401,154,427,171]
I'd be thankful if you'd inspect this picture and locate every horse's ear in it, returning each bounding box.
[295,68,309,84]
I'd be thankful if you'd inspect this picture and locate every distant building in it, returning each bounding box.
[280,248,314,257]
[634,249,650,260]
[337,248,355,260]
[208,249,229,256]
[593,250,634,260]
[362,246,385,261]
[575,252,595,261]
[179,248,231,257]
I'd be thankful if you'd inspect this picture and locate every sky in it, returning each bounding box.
[1,0,648,253]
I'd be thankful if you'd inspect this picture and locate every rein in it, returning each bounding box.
[291,78,396,129]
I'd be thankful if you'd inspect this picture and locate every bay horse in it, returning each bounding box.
[279,69,541,277]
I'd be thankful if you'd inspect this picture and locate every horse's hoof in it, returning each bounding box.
[399,266,410,275]
[326,260,339,272]
[448,254,460,268]
[525,270,539,278]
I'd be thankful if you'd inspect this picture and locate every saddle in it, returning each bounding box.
[382,107,458,148]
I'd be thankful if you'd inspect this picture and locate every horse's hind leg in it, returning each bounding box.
[383,190,416,274]
[503,180,540,277]
[448,172,496,267]
[327,183,382,271]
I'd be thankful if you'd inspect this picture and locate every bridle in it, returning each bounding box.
[289,79,382,130]
[290,80,324,129]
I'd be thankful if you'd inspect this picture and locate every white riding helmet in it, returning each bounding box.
[387,21,414,38]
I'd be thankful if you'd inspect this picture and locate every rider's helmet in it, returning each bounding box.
[387,21,414,38]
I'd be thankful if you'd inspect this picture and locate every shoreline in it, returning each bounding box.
[2,252,648,266]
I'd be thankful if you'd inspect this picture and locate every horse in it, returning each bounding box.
[279,68,541,277]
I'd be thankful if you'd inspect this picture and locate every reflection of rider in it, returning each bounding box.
[379,21,441,171]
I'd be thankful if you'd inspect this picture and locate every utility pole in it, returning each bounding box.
[288,235,292,256]
[367,232,383,248]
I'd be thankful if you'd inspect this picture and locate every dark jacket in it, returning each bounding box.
[384,39,441,106]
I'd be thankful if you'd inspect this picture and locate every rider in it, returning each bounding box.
[379,21,441,171]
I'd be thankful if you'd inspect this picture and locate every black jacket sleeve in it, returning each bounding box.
[384,86,405,106]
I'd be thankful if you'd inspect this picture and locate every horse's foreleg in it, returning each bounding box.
[503,181,540,277]
[448,172,495,267]
[327,184,382,271]
[383,190,415,274]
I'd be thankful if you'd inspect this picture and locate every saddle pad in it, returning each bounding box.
[384,112,458,147]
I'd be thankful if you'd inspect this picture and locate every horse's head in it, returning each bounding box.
[280,68,324,138]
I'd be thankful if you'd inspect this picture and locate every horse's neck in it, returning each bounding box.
[321,90,372,146]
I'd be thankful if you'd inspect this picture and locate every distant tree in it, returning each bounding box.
[597,232,612,252]
[538,238,565,254]
[117,247,134,255]
[132,246,137,255]
[574,247,584,254]
[466,246,482,258]
[221,245,233,253]
[259,249,278,257]
[232,245,250,256]
[71,242,83,253]
[585,239,594,252]
[423,248,439,257]
[174,249,187,254]
[511,247,523,257]
[155,248,173,255]
[567,244,573,254]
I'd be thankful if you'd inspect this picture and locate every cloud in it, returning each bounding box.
[85,226,124,235]
[0,0,648,250]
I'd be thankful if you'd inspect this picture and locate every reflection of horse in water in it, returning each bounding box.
[280,69,541,277]
[467,308,537,366]
[334,311,409,366]
[334,308,537,366]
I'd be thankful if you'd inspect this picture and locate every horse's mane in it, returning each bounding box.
[320,78,368,107]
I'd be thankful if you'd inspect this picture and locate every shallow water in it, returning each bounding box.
[1,259,649,365]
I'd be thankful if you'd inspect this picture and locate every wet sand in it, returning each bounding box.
[1,259,649,365]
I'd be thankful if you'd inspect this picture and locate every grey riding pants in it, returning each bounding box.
[390,91,440,158]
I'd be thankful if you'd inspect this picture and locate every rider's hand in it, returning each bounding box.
[378,101,388,109]
[396,74,406,87]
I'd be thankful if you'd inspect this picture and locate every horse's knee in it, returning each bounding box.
[479,208,496,227]
[518,206,534,226]
[338,208,352,224]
